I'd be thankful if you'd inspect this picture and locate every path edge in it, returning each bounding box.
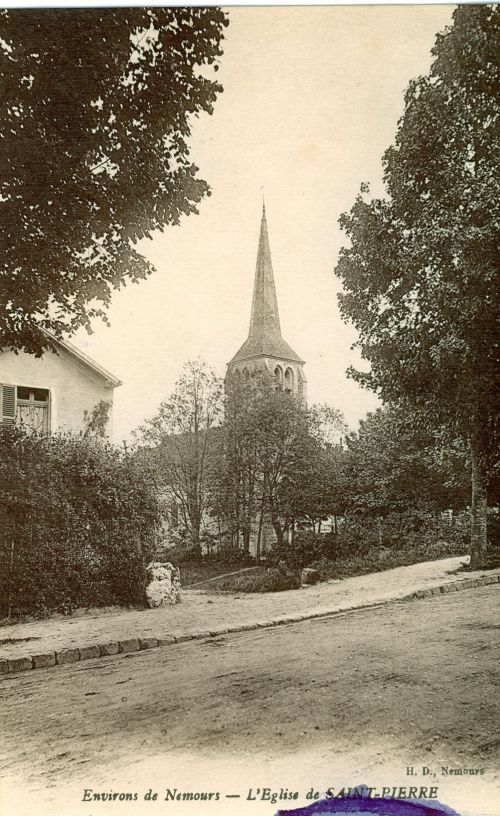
[1,572,499,677]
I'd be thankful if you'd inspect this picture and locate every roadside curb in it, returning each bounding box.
[1,572,499,677]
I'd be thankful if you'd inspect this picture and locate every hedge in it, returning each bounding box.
[0,426,161,618]
[268,510,469,572]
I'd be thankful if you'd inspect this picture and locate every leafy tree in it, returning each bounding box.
[308,402,347,447]
[343,406,469,519]
[209,374,263,555]
[0,8,227,353]
[136,360,223,558]
[290,405,348,533]
[335,5,499,567]
[212,372,347,557]
[253,386,315,549]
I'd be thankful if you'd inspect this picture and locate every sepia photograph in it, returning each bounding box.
[0,4,498,816]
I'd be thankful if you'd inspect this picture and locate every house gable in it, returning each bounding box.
[0,338,121,436]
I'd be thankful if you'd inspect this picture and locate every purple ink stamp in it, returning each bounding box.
[275,785,461,816]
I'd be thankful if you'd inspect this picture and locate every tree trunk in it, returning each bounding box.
[272,520,284,547]
[256,509,264,563]
[190,521,202,561]
[217,515,223,555]
[242,526,251,555]
[470,419,488,569]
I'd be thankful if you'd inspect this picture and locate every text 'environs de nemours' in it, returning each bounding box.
[81,785,443,805]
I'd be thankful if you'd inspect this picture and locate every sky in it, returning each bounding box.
[73,5,454,443]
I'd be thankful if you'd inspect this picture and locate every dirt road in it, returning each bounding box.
[1,586,499,816]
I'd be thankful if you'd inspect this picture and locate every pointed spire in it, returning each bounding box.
[228,204,304,365]
[248,204,281,339]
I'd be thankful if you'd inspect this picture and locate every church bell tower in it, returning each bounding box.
[225,204,306,405]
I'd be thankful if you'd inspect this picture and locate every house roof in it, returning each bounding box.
[45,331,122,388]
[229,204,304,365]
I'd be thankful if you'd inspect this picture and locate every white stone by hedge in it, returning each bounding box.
[145,562,181,607]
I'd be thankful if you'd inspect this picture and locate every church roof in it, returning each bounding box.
[229,205,304,365]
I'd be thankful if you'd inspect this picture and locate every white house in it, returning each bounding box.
[0,335,121,438]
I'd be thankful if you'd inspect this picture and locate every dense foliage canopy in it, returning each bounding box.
[0,8,227,353]
[335,5,499,566]
[211,371,347,556]
[343,407,469,517]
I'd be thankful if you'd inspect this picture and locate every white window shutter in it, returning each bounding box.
[1,384,16,425]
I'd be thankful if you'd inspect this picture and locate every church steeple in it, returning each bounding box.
[226,203,307,404]
[228,205,304,366]
[248,202,282,342]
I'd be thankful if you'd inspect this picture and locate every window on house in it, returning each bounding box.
[1,384,50,432]
[284,368,293,394]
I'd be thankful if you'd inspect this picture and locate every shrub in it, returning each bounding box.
[268,511,468,575]
[159,531,200,566]
[268,530,340,571]
[207,537,256,564]
[209,565,300,593]
[0,426,161,617]
[335,510,468,556]
[487,511,500,550]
